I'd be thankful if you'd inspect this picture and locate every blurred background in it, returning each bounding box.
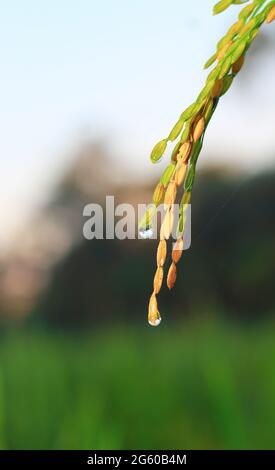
[1,0,275,450]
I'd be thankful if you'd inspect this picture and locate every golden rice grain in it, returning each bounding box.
[172,238,184,264]
[232,54,245,74]
[164,181,177,209]
[239,18,256,36]
[266,5,275,23]
[227,19,244,37]
[160,208,174,240]
[181,191,191,206]
[157,239,167,267]
[153,267,164,294]
[211,79,223,98]
[193,117,205,142]
[217,41,232,61]
[167,262,177,290]
[178,141,192,163]
[175,163,187,187]
[152,183,165,206]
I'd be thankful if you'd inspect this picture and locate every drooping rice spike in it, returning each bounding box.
[142,0,275,326]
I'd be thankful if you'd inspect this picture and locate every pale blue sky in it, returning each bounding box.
[1,1,275,248]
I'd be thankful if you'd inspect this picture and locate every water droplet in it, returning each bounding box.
[148,316,162,327]
[148,293,161,326]
[139,227,153,239]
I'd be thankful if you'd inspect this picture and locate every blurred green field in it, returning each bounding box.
[0,317,275,450]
